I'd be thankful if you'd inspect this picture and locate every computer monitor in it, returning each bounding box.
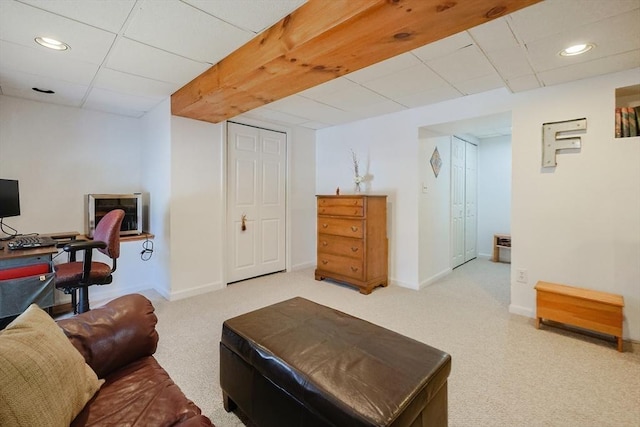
[0,179,20,219]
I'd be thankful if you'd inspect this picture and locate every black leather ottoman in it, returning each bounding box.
[220,297,451,427]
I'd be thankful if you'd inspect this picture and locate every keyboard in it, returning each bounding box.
[7,235,58,250]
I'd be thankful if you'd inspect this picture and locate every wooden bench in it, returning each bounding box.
[535,281,625,352]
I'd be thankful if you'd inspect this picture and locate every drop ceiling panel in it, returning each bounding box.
[454,73,505,95]
[427,45,497,84]
[0,40,99,85]
[538,50,640,87]
[182,0,307,33]
[483,46,534,80]
[363,64,447,99]
[93,68,180,99]
[84,87,161,117]
[345,52,422,84]
[506,74,541,92]
[509,0,640,44]
[242,107,309,125]
[468,18,520,51]
[394,85,461,108]
[267,95,347,125]
[106,38,210,84]
[18,0,136,33]
[0,0,116,65]
[124,0,253,64]
[301,81,390,111]
[0,67,87,107]
[411,32,475,62]
[526,12,640,72]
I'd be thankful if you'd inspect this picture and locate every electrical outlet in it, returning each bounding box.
[516,269,528,284]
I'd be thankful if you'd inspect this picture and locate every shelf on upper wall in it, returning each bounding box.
[615,84,640,139]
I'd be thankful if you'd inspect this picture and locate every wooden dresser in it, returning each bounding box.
[315,195,388,294]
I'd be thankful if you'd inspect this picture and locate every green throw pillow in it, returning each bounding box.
[0,304,104,426]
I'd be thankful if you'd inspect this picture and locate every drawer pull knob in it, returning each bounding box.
[322,260,328,265]
[351,247,358,252]
[354,209,359,214]
[351,267,358,272]
[322,241,328,246]
[322,223,328,228]
[351,226,359,232]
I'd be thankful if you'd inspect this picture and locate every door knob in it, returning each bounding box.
[241,214,247,231]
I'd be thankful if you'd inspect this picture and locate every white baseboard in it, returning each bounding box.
[168,281,225,301]
[389,277,419,290]
[419,268,452,289]
[509,304,534,318]
[290,261,315,271]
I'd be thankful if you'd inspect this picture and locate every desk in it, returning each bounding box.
[0,232,80,320]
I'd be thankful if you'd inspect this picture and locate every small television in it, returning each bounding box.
[0,179,20,219]
[85,193,148,238]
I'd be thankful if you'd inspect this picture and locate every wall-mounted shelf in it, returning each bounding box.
[615,84,640,139]
[492,233,511,263]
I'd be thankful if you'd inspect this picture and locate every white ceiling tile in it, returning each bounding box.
[93,68,180,99]
[106,38,210,84]
[300,77,358,98]
[0,67,87,106]
[427,45,496,83]
[526,12,640,73]
[297,120,330,130]
[183,0,307,33]
[84,87,161,115]
[538,50,640,87]
[411,32,475,62]
[345,53,422,84]
[301,83,390,111]
[0,0,115,65]
[506,74,541,92]
[267,95,347,125]
[484,46,534,80]
[362,64,447,99]
[348,99,406,118]
[395,85,462,108]
[124,0,253,64]
[241,107,309,125]
[18,0,136,33]
[469,18,520,51]
[454,73,504,96]
[0,40,99,86]
[509,0,640,44]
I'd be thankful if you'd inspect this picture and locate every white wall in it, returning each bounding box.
[478,135,512,258]
[510,70,640,340]
[0,95,155,303]
[418,135,452,286]
[141,99,172,297]
[169,116,225,299]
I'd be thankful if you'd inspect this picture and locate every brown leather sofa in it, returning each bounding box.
[57,293,214,427]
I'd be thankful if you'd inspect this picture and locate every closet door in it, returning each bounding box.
[464,142,477,262]
[227,122,286,283]
[451,136,465,268]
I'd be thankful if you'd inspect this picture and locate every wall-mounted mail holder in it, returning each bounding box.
[542,118,587,167]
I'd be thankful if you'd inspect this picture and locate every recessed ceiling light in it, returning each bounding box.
[34,36,70,51]
[559,43,594,57]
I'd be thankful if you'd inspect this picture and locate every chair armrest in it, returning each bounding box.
[62,239,106,253]
[57,294,159,378]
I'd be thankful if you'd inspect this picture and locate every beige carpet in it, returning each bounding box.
[142,259,639,426]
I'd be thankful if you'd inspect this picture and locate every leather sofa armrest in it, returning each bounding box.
[57,293,159,378]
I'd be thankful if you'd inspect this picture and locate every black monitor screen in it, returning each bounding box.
[0,179,20,218]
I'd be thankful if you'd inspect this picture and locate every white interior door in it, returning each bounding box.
[464,142,478,262]
[451,136,465,268]
[227,122,286,283]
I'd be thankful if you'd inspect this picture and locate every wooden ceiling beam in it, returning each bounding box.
[171,0,541,123]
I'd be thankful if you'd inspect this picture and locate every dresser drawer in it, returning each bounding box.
[317,252,364,280]
[317,234,364,259]
[318,218,364,238]
[317,197,364,217]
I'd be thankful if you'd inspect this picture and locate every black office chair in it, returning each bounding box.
[55,209,124,314]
